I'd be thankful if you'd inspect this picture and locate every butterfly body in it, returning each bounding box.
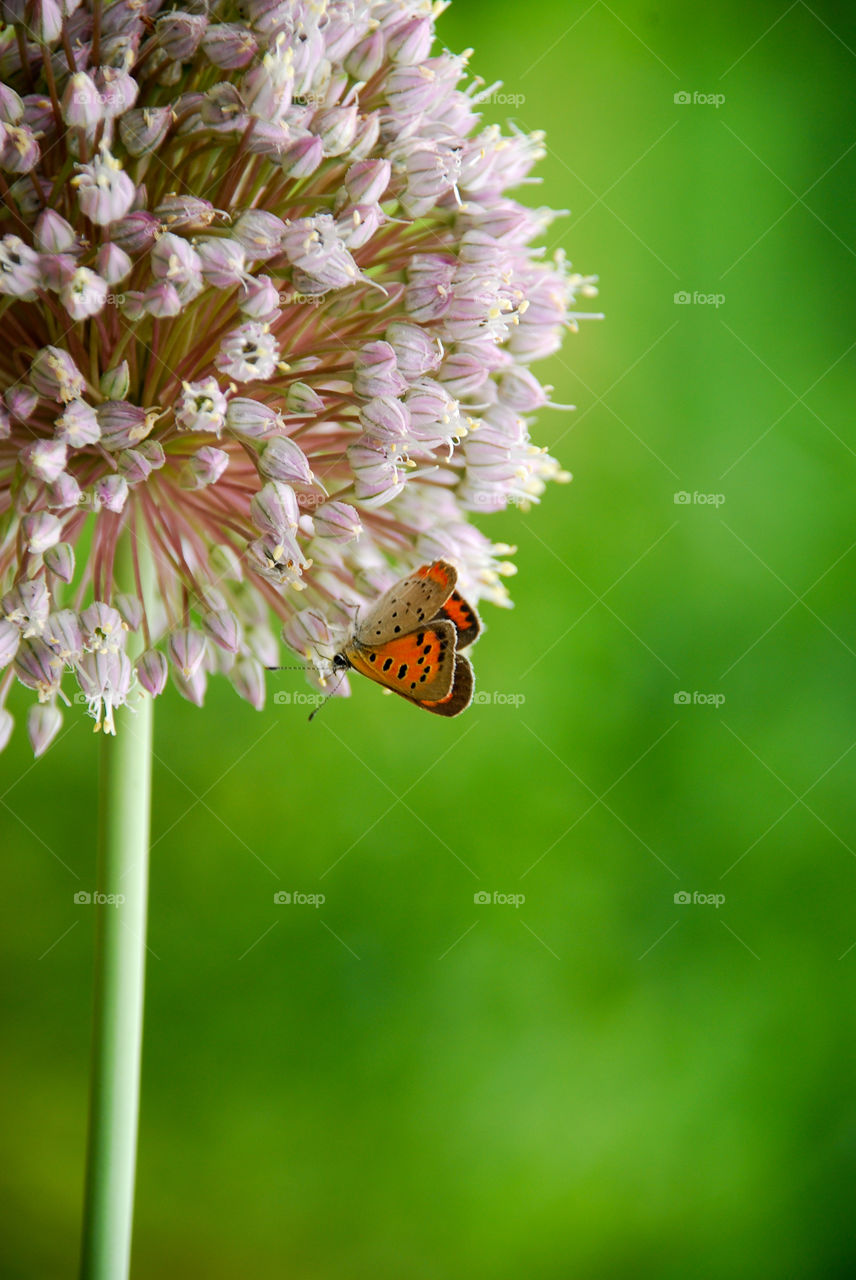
[335,561,480,716]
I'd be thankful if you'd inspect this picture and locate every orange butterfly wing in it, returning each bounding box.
[431,589,481,649]
[417,654,474,717]
[356,561,457,646]
[344,621,457,702]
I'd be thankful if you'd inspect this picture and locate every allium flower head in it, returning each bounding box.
[0,0,598,754]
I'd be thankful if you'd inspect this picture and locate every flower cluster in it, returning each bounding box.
[0,0,597,754]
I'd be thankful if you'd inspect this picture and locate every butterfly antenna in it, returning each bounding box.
[308,667,347,722]
[265,663,308,672]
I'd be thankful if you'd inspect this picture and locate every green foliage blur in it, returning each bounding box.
[3,2,856,1276]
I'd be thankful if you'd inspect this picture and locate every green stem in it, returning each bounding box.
[79,546,153,1280]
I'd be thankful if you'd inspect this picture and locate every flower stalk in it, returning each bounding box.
[79,537,153,1280]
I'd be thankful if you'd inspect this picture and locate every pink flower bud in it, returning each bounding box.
[386,17,433,64]
[285,382,325,415]
[96,242,133,285]
[21,439,68,483]
[44,609,84,662]
[44,542,75,582]
[280,134,323,178]
[230,655,265,709]
[0,85,24,125]
[313,501,361,543]
[182,446,229,489]
[93,474,129,513]
[344,158,392,207]
[136,649,168,697]
[61,71,104,129]
[0,619,20,668]
[173,665,207,706]
[118,448,153,485]
[30,346,85,403]
[28,702,62,757]
[16,638,62,700]
[233,211,285,261]
[34,209,76,253]
[359,395,411,443]
[23,510,62,554]
[100,362,131,401]
[353,341,407,399]
[344,30,385,81]
[250,481,299,537]
[6,385,38,422]
[168,627,207,679]
[157,11,208,59]
[259,437,314,486]
[151,231,203,288]
[196,237,247,289]
[313,105,359,157]
[239,274,280,319]
[203,24,258,70]
[110,211,160,253]
[225,397,282,438]
[0,235,41,299]
[0,122,40,173]
[115,594,143,631]
[385,321,442,379]
[203,608,242,653]
[97,402,155,450]
[119,107,173,157]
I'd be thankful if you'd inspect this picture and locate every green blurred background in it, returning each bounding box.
[3,1,856,1275]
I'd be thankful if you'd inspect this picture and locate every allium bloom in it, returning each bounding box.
[0,0,598,754]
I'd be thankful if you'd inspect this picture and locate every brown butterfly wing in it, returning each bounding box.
[345,621,457,702]
[355,561,457,646]
[431,589,481,649]
[418,654,474,717]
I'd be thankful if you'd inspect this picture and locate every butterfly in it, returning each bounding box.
[331,560,481,716]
